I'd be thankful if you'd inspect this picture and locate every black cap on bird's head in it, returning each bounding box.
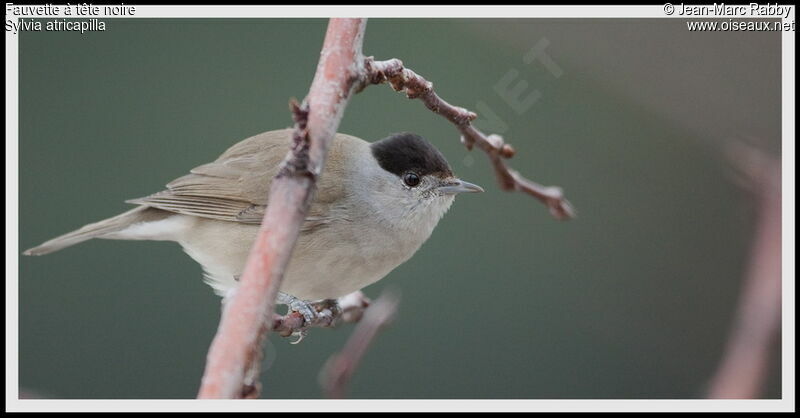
[370,132,453,179]
[370,132,483,195]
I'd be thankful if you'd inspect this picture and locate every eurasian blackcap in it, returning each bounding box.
[24,129,483,320]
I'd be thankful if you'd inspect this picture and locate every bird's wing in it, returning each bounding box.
[127,129,350,227]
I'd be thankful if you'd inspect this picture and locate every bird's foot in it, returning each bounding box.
[277,292,318,323]
[277,292,319,344]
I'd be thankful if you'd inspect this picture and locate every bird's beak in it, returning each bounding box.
[437,179,484,195]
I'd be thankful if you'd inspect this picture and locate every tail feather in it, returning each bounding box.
[23,206,167,256]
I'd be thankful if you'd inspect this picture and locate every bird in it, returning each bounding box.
[23,129,483,325]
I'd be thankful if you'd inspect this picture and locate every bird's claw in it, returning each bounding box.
[289,328,308,345]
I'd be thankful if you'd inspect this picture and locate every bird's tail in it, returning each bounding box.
[23,206,169,256]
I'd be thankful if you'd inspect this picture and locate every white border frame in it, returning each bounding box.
[6,5,795,413]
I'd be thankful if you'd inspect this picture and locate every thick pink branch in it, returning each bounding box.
[197,18,369,399]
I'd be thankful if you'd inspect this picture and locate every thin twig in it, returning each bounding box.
[319,291,400,399]
[197,18,370,399]
[362,57,575,220]
[707,142,781,399]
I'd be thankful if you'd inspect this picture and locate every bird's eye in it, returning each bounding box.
[403,172,421,187]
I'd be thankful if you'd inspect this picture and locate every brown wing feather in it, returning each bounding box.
[128,129,359,227]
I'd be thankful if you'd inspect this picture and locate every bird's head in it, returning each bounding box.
[364,132,483,233]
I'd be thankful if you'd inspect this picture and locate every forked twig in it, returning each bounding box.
[241,292,371,398]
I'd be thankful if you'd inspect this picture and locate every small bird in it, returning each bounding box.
[24,129,483,323]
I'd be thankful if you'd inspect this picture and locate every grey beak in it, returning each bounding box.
[437,179,485,195]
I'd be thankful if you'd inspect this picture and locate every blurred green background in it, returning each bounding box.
[18,19,781,399]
